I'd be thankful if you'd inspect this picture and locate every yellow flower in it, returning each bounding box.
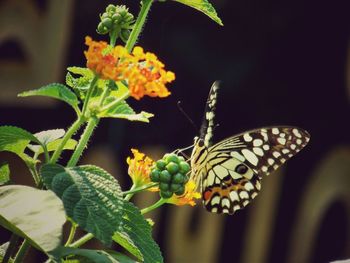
[84,36,175,100]
[127,149,156,189]
[166,180,201,206]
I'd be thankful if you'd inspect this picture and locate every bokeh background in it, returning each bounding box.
[1,0,350,262]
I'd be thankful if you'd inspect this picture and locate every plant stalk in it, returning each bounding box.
[67,117,100,167]
[69,233,94,248]
[13,239,30,263]
[3,234,19,263]
[125,0,153,52]
[141,198,166,215]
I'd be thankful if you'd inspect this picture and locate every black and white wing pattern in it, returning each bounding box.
[189,81,311,215]
[202,127,310,214]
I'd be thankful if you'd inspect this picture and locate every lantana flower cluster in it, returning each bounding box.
[84,36,175,100]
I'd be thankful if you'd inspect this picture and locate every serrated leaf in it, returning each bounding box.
[99,100,153,123]
[18,83,80,113]
[0,242,9,261]
[40,164,123,246]
[113,201,163,263]
[171,0,223,25]
[108,111,154,123]
[34,129,65,145]
[0,185,66,253]
[28,139,77,155]
[0,163,10,185]
[0,126,40,167]
[67,67,94,78]
[53,247,136,263]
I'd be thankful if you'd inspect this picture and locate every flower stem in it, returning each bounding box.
[141,198,166,215]
[13,239,30,263]
[3,234,19,263]
[123,182,158,200]
[69,233,94,248]
[67,117,99,167]
[50,118,84,164]
[100,90,130,113]
[64,222,77,246]
[125,0,153,52]
[81,75,99,117]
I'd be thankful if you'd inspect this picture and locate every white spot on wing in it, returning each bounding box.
[244,182,254,191]
[273,151,281,158]
[213,165,228,179]
[239,191,249,199]
[243,133,253,142]
[241,149,259,166]
[253,139,263,146]
[263,145,270,150]
[293,128,302,138]
[230,191,239,201]
[268,158,275,165]
[253,147,264,156]
[211,196,220,205]
[221,198,230,208]
[282,149,290,154]
[272,128,279,134]
[277,138,286,145]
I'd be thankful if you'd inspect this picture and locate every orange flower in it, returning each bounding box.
[127,149,156,189]
[166,180,201,206]
[84,37,175,100]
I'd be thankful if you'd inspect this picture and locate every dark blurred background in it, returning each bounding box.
[0,0,350,262]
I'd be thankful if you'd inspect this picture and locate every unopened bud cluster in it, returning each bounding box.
[150,154,190,199]
[97,5,134,43]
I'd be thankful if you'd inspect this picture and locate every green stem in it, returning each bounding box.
[13,239,30,263]
[141,198,166,215]
[3,234,19,263]
[64,223,77,246]
[109,29,119,46]
[67,117,100,167]
[123,182,158,201]
[98,84,111,108]
[50,118,84,164]
[69,233,94,248]
[100,90,130,113]
[81,75,99,117]
[125,0,153,52]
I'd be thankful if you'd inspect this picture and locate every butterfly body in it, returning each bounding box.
[190,82,310,214]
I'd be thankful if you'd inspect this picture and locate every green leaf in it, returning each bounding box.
[0,163,10,185]
[28,139,77,155]
[113,201,163,263]
[53,247,133,263]
[68,67,94,78]
[0,242,9,262]
[66,67,95,100]
[0,185,66,253]
[0,126,40,167]
[171,0,223,25]
[18,83,80,113]
[40,164,124,246]
[34,129,65,145]
[99,100,154,123]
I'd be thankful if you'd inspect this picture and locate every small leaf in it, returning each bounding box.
[0,242,9,262]
[34,129,65,145]
[99,100,154,123]
[113,201,163,263]
[28,139,77,155]
[67,67,94,78]
[0,163,10,185]
[53,247,128,263]
[18,83,80,113]
[0,185,66,253]
[0,126,40,167]
[40,164,124,246]
[171,0,223,25]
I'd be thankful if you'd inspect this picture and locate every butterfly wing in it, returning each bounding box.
[202,126,310,214]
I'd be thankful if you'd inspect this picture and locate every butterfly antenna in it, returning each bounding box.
[177,101,198,132]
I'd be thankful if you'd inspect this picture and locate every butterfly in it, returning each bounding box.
[189,81,310,214]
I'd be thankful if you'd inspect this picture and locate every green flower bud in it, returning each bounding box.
[178,156,185,162]
[166,154,179,164]
[166,162,179,174]
[179,161,190,174]
[172,173,185,184]
[175,186,185,196]
[101,13,109,20]
[160,170,171,182]
[106,4,116,13]
[183,175,189,184]
[112,13,121,22]
[101,18,113,29]
[170,183,182,192]
[156,160,166,170]
[159,182,170,192]
[97,23,109,34]
[161,190,173,199]
[120,29,130,43]
[150,169,160,182]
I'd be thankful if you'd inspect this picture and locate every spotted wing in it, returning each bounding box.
[202,127,310,214]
